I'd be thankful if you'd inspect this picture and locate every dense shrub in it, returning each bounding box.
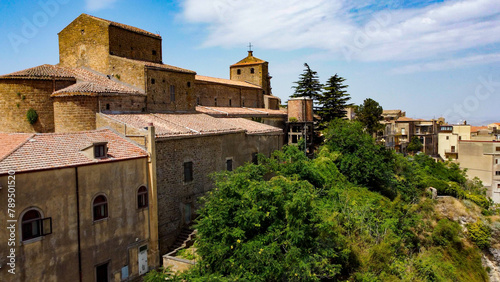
[467,221,491,249]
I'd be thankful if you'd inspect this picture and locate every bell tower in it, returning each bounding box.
[230,44,272,96]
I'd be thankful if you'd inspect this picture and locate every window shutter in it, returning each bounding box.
[41,217,52,236]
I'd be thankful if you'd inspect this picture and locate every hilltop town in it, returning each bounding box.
[0,14,499,281]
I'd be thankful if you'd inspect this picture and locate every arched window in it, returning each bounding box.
[137,186,148,209]
[237,69,241,75]
[22,210,42,241]
[93,195,108,221]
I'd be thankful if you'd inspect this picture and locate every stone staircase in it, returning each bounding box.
[167,226,197,256]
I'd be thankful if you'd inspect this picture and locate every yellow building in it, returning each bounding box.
[458,140,500,203]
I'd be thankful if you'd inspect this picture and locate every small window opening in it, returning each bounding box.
[137,186,148,209]
[226,159,233,171]
[229,99,232,106]
[187,82,191,88]
[250,68,255,74]
[151,78,155,85]
[237,69,241,75]
[184,162,193,182]
[93,195,108,221]
[94,144,107,158]
[214,98,217,106]
[152,50,157,55]
[170,85,175,102]
[105,104,110,110]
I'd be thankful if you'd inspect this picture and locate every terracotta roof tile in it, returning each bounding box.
[84,14,161,39]
[0,64,75,80]
[471,126,489,132]
[0,129,147,174]
[52,67,145,96]
[111,55,196,74]
[218,118,282,134]
[0,133,34,161]
[104,113,244,138]
[196,106,287,118]
[195,75,261,89]
[231,51,267,67]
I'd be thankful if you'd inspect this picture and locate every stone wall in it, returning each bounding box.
[155,132,283,254]
[0,158,149,282]
[146,69,196,112]
[288,98,314,122]
[230,62,270,95]
[194,82,263,108]
[58,14,110,72]
[0,79,75,133]
[108,56,147,91]
[109,26,162,63]
[53,96,99,132]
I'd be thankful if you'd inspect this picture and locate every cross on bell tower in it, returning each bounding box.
[248,42,253,52]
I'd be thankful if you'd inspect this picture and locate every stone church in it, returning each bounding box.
[0,14,289,281]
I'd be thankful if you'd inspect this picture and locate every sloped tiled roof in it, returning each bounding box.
[110,55,196,74]
[0,133,34,161]
[218,118,283,134]
[471,126,489,132]
[196,106,287,118]
[103,113,244,138]
[102,113,282,138]
[0,64,76,80]
[231,51,267,67]
[52,68,144,96]
[195,75,261,89]
[0,129,147,175]
[83,14,161,39]
[396,116,425,122]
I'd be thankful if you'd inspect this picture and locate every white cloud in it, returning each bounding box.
[180,0,500,65]
[86,0,118,11]
[391,53,500,74]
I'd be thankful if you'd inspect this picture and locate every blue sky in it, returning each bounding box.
[1,0,499,125]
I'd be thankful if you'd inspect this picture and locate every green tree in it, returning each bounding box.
[407,136,423,154]
[355,98,383,136]
[323,119,396,196]
[291,63,322,100]
[317,74,352,125]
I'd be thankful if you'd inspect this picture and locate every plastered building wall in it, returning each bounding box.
[0,158,150,282]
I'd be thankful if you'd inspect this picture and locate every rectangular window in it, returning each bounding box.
[496,147,500,152]
[459,136,462,140]
[496,159,498,164]
[170,85,175,102]
[226,159,233,171]
[496,171,500,176]
[184,161,193,182]
[94,144,107,158]
[446,136,449,140]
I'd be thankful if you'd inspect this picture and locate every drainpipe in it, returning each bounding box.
[146,123,160,268]
[75,167,82,282]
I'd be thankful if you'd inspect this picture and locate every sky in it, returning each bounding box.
[0,0,499,125]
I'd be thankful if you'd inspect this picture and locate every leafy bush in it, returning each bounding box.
[467,221,491,249]
[432,219,461,246]
[26,108,38,125]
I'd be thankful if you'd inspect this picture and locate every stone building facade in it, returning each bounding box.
[0,130,153,282]
[0,13,288,280]
[96,113,283,254]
